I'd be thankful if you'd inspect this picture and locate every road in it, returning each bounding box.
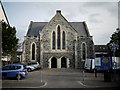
[2,68,120,88]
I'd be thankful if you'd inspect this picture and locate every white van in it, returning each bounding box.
[84,59,95,71]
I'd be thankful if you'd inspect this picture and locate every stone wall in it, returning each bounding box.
[40,11,77,52]
[77,36,95,68]
[22,11,95,68]
[22,36,40,64]
[40,11,78,68]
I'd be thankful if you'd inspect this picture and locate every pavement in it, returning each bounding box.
[1,68,120,89]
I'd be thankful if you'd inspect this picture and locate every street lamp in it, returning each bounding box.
[111,42,117,69]
[111,42,119,81]
[111,42,116,58]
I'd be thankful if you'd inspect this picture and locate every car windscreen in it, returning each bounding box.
[2,66,10,70]
[2,65,21,70]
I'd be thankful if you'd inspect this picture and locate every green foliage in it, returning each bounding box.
[2,21,19,56]
[107,28,120,56]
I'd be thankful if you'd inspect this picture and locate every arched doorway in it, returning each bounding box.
[61,57,67,68]
[51,57,57,68]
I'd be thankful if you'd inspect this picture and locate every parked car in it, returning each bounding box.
[27,62,41,70]
[26,65,35,72]
[1,63,28,80]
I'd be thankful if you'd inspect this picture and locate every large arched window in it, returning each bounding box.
[82,43,87,61]
[57,25,61,49]
[62,31,65,49]
[52,31,56,49]
[32,43,35,60]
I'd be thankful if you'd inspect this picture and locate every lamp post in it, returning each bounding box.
[111,42,118,81]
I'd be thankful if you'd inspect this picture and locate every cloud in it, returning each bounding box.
[83,2,107,7]
[83,2,113,8]
[2,0,119,2]
[16,25,28,42]
[3,2,118,45]
[83,2,118,17]
[118,1,120,27]
[89,13,102,23]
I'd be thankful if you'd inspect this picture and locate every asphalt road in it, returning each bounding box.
[2,68,120,88]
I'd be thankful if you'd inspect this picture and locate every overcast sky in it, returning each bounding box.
[2,1,118,45]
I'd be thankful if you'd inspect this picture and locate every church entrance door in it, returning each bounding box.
[51,57,57,68]
[61,57,67,68]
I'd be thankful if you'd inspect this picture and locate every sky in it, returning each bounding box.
[2,0,119,45]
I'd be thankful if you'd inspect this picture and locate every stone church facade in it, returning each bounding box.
[22,10,95,68]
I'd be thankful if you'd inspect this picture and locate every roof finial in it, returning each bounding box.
[56,10,61,13]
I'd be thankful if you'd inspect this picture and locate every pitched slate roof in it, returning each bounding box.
[26,21,90,37]
[69,22,90,36]
[27,22,47,36]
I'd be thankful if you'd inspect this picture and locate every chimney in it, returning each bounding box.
[56,10,61,14]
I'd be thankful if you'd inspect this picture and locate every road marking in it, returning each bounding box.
[77,81,99,88]
[77,81,87,87]
[2,81,47,88]
[39,81,47,88]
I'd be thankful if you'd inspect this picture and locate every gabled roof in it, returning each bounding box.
[27,22,90,37]
[26,10,90,37]
[27,22,47,36]
[70,22,90,36]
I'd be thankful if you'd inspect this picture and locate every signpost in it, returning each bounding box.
[82,70,85,81]
[95,57,112,71]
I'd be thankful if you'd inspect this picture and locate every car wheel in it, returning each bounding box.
[27,68,32,72]
[16,73,22,80]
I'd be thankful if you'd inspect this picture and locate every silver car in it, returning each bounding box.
[27,62,41,70]
[26,65,35,72]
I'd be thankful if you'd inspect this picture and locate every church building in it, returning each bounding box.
[22,10,95,68]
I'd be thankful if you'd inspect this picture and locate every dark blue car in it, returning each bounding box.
[1,64,28,80]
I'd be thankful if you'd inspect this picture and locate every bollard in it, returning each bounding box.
[94,69,97,78]
[113,69,116,81]
[82,70,84,81]
[17,72,20,81]
[41,70,42,82]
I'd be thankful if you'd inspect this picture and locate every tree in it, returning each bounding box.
[2,21,19,63]
[107,28,120,57]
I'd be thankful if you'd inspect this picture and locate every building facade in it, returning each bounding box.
[95,45,108,57]
[22,10,95,68]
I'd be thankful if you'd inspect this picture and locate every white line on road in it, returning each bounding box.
[3,81,48,88]
[77,81,99,88]
[39,81,47,88]
[77,81,88,87]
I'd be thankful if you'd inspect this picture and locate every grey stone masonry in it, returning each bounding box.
[22,10,95,68]
[22,36,40,64]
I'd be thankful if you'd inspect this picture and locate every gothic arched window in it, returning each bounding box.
[62,31,65,49]
[52,31,56,49]
[82,43,86,60]
[32,43,35,60]
[57,25,61,49]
